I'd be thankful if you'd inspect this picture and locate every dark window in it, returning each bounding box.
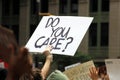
[101,0,109,12]
[30,25,37,37]
[2,0,10,16]
[31,0,37,14]
[70,0,78,13]
[59,0,67,14]
[101,23,109,46]
[89,23,97,46]
[90,0,98,12]
[40,0,48,13]
[13,0,20,15]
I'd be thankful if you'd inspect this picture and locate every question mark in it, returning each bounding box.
[62,37,73,52]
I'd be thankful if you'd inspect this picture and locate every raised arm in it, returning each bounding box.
[40,45,53,80]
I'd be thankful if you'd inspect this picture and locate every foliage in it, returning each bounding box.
[32,51,93,68]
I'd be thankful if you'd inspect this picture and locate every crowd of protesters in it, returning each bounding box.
[0,25,110,80]
[0,25,69,80]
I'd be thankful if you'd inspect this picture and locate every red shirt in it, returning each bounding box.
[0,59,8,68]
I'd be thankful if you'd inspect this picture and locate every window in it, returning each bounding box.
[90,0,109,12]
[13,0,20,15]
[90,0,98,12]
[2,0,10,16]
[59,0,67,14]
[101,0,109,12]
[89,23,97,46]
[30,25,37,37]
[70,0,78,13]
[89,23,109,47]
[40,0,48,13]
[101,23,109,46]
[59,0,78,15]
[31,0,37,14]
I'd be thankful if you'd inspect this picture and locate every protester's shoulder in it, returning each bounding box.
[0,68,7,80]
[47,70,69,80]
[0,68,7,75]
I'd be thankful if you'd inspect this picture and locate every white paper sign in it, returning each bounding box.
[0,62,4,68]
[26,16,93,56]
[105,59,120,80]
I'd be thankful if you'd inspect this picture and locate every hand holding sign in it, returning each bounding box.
[26,16,93,56]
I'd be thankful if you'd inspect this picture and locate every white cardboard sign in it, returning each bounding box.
[26,16,93,56]
[105,59,120,80]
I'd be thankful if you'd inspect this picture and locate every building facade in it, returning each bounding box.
[0,0,120,62]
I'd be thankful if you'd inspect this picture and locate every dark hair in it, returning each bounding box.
[0,25,18,54]
[34,72,42,80]
[0,68,7,80]
[98,65,107,75]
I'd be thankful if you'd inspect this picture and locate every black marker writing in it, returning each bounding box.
[35,17,74,52]
[62,37,73,52]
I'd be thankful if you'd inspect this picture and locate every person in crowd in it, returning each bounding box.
[89,67,99,80]
[98,66,109,80]
[47,70,69,80]
[0,25,33,80]
[20,45,53,80]
[0,25,53,80]
[89,66,110,80]
[0,68,8,80]
[40,45,53,80]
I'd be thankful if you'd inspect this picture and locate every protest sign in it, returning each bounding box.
[65,62,81,70]
[105,59,120,80]
[0,62,4,68]
[26,16,93,56]
[63,60,95,80]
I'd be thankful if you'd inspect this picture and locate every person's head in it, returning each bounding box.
[9,47,33,76]
[98,65,107,79]
[0,25,18,62]
[0,25,33,79]
[47,70,69,80]
[19,73,34,80]
[34,72,42,80]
